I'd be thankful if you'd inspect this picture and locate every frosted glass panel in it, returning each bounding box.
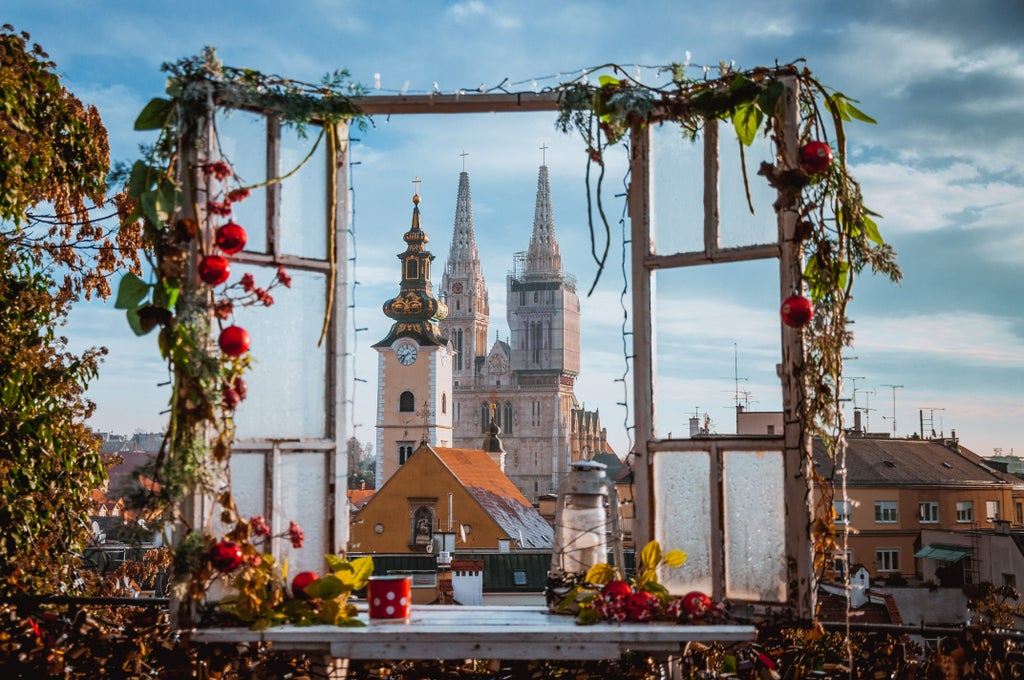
[653,451,712,595]
[651,124,703,255]
[230,453,266,520]
[279,125,328,260]
[230,266,328,438]
[280,452,328,575]
[723,450,786,601]
[216,111,268,253]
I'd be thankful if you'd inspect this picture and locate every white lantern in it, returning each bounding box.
[550,461,624,576]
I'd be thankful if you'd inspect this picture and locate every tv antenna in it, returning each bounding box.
[881,384,903,436]
[919,407,945,438]
[720,343,749,410]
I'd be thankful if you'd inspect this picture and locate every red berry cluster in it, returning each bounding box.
[589,581,725,624]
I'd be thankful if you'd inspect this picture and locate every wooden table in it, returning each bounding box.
[190,605,756,678]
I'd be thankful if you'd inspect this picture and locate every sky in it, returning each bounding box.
[7,0,1023,459]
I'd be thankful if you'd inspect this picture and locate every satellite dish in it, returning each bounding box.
[426,543,434,553]
[459,524,467,543]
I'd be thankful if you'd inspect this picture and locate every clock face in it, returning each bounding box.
[396,343,418,366]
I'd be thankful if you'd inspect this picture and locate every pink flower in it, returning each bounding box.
[276,267,292,288]
[288,521,304,549]
[250,515,270,537]
[240,273,256,292]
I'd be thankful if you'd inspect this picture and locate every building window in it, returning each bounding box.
[986,500,1000,521]
[831,550,852,578]
[455,329,463,370]
[405,259,418,279]
[512,570,528,586]
[1016,502,1023,525]
[876,549,900,573]
[956,501,974,523]
[1004,573,1017,589]
[481,402,489,433]
[399,391,415,412]
[398,441,415,465]
[874,501,898,524]
[833,500,851,524]
[504,402,513,435]
[919,501,939,524]
[441,393,447,414]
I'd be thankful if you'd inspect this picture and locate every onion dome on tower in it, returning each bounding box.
[374,185,449,348]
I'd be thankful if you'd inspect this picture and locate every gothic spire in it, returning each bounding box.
[525,164,562,277]
[447,170,481,276]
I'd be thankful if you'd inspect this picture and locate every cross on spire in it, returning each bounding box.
[412,176,421,196]
[539,143,548,165]
[460,150,469,171]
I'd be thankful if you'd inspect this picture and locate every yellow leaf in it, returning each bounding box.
[349,556,374,590]
[585,562,617,585]
[640,541,663,570]
[663,549,687,568]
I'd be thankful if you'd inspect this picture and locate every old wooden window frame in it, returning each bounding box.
[212,78,815,620]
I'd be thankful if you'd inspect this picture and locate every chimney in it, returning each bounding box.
[854,409,862,433]
[689,417,701,438]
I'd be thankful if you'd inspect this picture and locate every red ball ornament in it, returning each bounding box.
[799,141,833,174]
[210,540,243,573]
[602,580,633,600]
[198,254,231,286]
[781,294,814,328]
[681,591,712,617]
[292,571,319,600]
[624,590,658,622]
[215,221,248,255]
[218,325,250,356]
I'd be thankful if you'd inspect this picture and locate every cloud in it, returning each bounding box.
[854,312,1024,366]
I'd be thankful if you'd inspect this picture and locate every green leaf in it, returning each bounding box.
[846,101,877,124]
[598,75,620,88]
[757,81,785,115]
[134,97,173,130]
[153,280,179,312]
[575,607,602,625]
[126,307,145,336]
[114,272,150,310]
[326,553,350,573]
[128,160,156,199]
[731,101,762,147]
[313,573,350,600]
[863,214,885,246]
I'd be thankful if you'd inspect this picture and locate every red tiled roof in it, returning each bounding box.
[432,446,553,549]
[348,488,375,510]
[817,590,903,625]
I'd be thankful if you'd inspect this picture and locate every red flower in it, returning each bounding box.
[588,147,603,165]
[201,161,232,180]
[276,267,292,288]
[206,200,233,217]
[226,188,251,203]
[233,376,247,400]
[254,288,274,306]
[288,521,304,548]
[250,515,270,537]
[214,299,234,320]
[240,273,256,292]
[625,590,658,622]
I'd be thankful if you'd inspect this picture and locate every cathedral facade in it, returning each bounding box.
[438,165,613,501]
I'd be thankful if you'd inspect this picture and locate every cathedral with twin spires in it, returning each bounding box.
[374,164,614,502]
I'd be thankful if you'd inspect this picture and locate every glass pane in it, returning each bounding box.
[652,264,782,440]
[215,110,268,253]
[279,124,328,260]
[650,122,779,255]
[723,450,786,602]
[653,450,711,595]
[280,452,327,574]
[230,452,266,520]
[230,266,328,438]
[651,123,703,255]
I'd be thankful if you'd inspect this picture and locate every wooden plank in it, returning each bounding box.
[349,92,564,115]
[703,118,720,257]
[644,243,780,269]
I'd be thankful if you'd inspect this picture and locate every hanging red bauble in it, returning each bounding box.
[198,254,231,285]
[799,141,833,174]
[215,221,247,255]
[218,325,250,356]
[781,294,814,328]
[209,540,243,572]
[292,571,319,600]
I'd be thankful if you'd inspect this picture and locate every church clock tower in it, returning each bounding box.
[374,184,453,485]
